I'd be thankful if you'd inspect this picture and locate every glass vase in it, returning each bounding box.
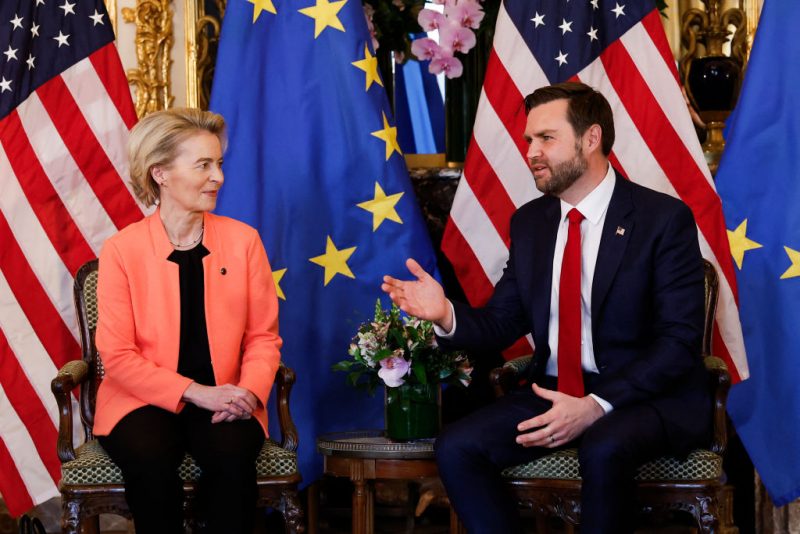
[385,383,440,441]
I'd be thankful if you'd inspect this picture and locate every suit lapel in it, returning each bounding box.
[201,212,224,376]
[147,211,181,369]
[591,174,633,319]
[531,197,561,344]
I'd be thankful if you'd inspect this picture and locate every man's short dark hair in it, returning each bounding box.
[524,82,615,156]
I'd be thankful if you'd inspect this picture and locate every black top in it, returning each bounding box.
[167,243,216,386]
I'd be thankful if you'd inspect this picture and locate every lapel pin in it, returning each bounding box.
[615,226,625,236]
[220,267,227,275]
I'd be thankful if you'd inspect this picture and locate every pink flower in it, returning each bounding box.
[458,361,474,387]
[362,3,379,51]
[378,355,412,387]
[411,37,440,61]
[438,22,477,54]
[418,8,446,31]
[429,55,463,79]
[444,0,485,29]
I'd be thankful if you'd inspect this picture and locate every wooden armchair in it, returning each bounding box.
[490,260,737,533]
[51,259,304,534]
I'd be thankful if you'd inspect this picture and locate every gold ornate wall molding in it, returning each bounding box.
[185,0,226,109]
[103,0,117,36]
[744,0,762,63]
[123,0,174,117]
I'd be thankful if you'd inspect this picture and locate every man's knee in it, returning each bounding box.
[435,419,484,474]
[578,427,632,471]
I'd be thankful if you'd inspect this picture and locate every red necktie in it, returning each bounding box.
[558,208,585,397]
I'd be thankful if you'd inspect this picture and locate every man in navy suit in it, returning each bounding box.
[382,82,711,533]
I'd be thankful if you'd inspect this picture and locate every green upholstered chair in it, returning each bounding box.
[51,259,304,534]
[490,259,737,534]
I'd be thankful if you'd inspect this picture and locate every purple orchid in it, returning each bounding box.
[378,353,412,387]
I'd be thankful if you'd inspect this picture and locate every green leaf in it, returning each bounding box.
[347,371,362,387]
[332,361,352,372]
[375,348,393,361]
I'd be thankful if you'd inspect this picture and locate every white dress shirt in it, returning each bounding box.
[436,165,616,413]
[547,165,615,412]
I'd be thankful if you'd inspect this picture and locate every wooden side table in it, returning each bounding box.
[316,430,463,534]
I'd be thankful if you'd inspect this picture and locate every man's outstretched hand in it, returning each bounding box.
[382,258,453,331]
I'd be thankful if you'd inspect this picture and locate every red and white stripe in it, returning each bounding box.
[0,42,144,516]
[442,5,748,381]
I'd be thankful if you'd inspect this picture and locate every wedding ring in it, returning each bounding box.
[549,435,555,444]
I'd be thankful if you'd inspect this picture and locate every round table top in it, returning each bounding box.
[316,430,436,459]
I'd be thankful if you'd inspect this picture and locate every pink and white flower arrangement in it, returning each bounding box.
[334,300,472,393]
[411,0,486,78]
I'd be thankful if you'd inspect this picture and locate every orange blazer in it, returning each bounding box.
[94,209,282,437]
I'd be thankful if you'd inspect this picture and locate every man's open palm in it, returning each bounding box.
[382,259,451,329]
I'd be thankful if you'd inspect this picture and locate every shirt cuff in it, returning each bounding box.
[432,300,457,338]
[589,393,613,414]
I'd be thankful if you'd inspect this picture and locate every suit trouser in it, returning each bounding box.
[98,404,264,534]
[435,386,673,534]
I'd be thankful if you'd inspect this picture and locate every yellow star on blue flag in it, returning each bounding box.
[357,182,403,231]
[371,111,402,160]
[352,44,383,90]
[309,236,357,285]
[727,219,762,269]
[272,268,287,299]
[247,0,276,22]
[299,0,347,38]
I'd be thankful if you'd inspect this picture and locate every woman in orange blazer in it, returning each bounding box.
[95,108,281,534]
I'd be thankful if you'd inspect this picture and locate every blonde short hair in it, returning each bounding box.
[128,108,227,207]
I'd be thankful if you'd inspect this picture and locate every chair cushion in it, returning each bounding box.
[61,438,298,485]
[501,448,722,481]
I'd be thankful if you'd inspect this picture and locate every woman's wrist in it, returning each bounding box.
[181,381,200,404]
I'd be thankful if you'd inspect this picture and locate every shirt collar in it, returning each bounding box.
[560,164,615,225]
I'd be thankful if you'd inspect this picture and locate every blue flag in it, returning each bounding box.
[209,0,439,483]
[716,0,800,506]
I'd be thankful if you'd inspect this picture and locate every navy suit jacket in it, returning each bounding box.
[440,173,712,454]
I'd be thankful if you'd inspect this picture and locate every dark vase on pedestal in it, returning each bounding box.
[686,55,741,112]
[685,55,742,175]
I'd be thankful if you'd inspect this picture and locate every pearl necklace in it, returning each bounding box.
[169,225,204,248]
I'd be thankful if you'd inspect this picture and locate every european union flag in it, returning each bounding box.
[210,0,439,482]
[716,0,800,506]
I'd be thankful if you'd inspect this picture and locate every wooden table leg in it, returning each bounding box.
[350,460,372,534]
[449,505,465,534]
[366,481,374,534]
[307,481,319,534]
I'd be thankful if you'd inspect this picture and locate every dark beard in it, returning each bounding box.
[534,144,588,196]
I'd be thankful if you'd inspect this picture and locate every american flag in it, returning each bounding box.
[0,0,142,516]
[441,0,749,381]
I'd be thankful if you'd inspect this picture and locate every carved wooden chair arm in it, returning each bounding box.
[703,354,731,456]
[275,363,299,452]
[490,356,533,398]
[51,360,89,463]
